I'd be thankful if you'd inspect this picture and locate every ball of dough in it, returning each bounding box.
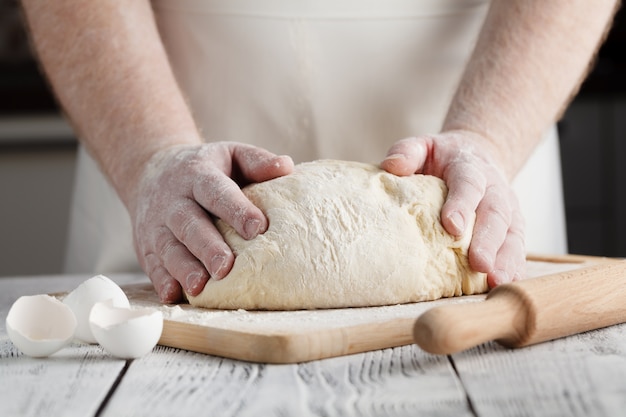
[188,160,487,310]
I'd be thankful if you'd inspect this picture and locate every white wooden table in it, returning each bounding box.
[2,273,626,417]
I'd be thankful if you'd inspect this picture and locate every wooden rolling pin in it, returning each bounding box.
[413,259,626,354]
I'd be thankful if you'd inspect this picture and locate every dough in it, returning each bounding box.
[188,160,487,310]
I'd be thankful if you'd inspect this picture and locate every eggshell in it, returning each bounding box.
[6,295,77,357]
[63,275,130,344]
[89,300,163,359]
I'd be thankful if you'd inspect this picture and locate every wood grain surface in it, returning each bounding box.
[3,268,626,416]
[100,345,474,417]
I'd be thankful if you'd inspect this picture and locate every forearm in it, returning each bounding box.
[444,0,620,179]
[21,0,201,206]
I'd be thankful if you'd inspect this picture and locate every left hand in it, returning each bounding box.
[380,130,526,288]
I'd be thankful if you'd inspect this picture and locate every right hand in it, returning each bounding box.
[129,142,294,303]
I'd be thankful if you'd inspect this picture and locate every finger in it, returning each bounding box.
[487,208,527,287]
[440,162,487,236]
[143,252,184,303]
[193,170,268,240]
[231,145,294,182]
[467,185,513,274]
[152,225,211,297]
[167,199,235,281]
[380,137,430,176]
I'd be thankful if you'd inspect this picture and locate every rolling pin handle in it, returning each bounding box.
[413,293,527,355]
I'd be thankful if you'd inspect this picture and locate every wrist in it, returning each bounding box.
[106,134,203,209]
[442,110,528,180]
[438,127,513,181]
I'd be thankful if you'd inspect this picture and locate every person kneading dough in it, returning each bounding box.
[188,160,487,310]
[21,1,619,304]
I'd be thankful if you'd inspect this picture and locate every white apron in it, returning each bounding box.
[64,0,567,274]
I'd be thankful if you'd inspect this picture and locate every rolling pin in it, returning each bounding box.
[413,259,626,354]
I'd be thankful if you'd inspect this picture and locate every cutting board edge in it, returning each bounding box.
[526,252,617,264]
[157,316,417,364]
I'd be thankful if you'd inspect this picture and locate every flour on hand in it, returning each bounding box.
[187,160,487,310]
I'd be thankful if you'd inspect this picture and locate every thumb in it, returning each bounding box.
[232,145,295,183]
[380,136,429,176]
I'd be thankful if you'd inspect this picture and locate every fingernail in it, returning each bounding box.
[210,254,228,280]
[159,281,177,303]
[491,269,510,286]
[448,211,465,234]
[273,155,288,169]
[186,271,205,295]
[384,153,405,161]
[244,218,263,239]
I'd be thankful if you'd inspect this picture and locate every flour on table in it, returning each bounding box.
[187,160,487,310]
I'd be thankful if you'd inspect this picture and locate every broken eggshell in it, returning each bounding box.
[62,274,130,344]
[89,299,163,359]
[6,294,77,357]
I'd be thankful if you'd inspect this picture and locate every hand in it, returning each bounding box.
[130,142,294,303]
[380,130,526,288]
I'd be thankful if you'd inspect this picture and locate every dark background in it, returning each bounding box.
[0,1,625,275]
[558,5,626,257]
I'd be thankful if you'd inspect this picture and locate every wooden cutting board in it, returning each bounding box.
[124,254,614,363]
